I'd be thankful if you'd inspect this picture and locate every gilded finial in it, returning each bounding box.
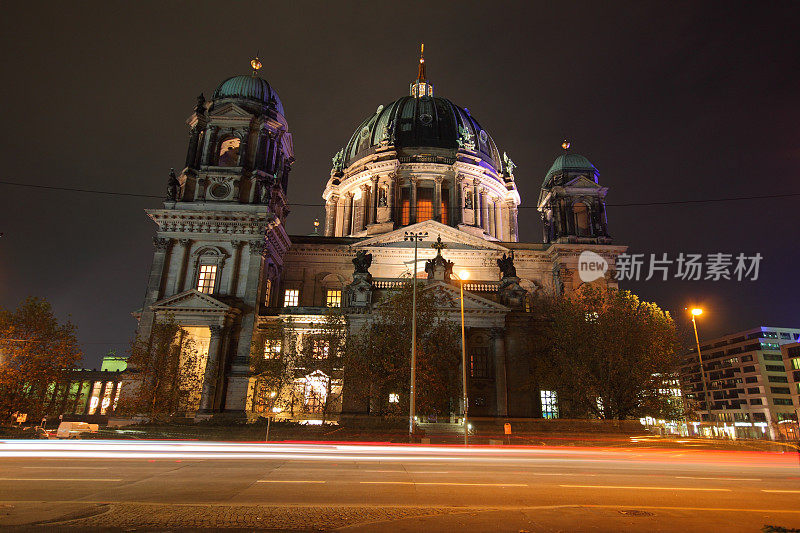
[250,54,262,75]
[561,140,570,150]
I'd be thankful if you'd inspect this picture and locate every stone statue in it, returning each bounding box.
[378,186,388,207]
[503,152,516,176]
[166,168,180,201]
[255,175,271,204]
[457,125,475,150]
[380,119,394,144]
[332,148,344,171]
[352,250,373,274]
[194,93,206,114]
[497,252,517,278]
[464,190,473,210]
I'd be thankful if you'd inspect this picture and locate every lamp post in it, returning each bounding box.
[453,269,470,446]
[690,308,714,437]
[404,231,427,439]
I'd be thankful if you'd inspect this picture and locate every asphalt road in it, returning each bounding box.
[1,440,799,531]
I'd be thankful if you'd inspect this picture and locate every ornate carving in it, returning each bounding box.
[248,239,269,258]
[457,125,475,150]
[352,250,373,274]
[153,237,170,252]
[378,186,388,207]
[497,252,517,278]
[332,148,345,172]
[380,119,394,144]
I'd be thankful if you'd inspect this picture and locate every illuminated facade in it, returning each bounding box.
[131,53,627,421]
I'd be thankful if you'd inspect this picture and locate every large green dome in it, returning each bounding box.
[543,153,598,186]
[212,75,284,116]
[341,95,502,171]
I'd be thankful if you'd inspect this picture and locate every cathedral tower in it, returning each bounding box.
[133,59,292,416]
[537,151,612,244]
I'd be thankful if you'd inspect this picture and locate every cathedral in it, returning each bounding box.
[131,51,625,421]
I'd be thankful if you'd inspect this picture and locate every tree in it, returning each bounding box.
[118,316,204,420]
[345,284,461,419]
[531,285,680,420]
[0,297,82,423]
[249,317,300,417]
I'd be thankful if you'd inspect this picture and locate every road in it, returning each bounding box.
[1,439,799,531]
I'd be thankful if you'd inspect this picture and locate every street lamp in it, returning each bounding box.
[690,307,714,437]
[404,230,427,439]
[453,269,470,446]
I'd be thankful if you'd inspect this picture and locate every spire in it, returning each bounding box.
[410,43,433,97]
[417,43,426,83]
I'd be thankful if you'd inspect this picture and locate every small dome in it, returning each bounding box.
[212,75,284,116]
[543,153,598,187]
[340,96,502,171]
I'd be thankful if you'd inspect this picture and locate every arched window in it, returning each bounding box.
[192,247,228,295]
[573,203,590,237]
[218,137,240,167]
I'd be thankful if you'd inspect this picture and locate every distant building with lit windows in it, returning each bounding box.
[678,326,800,440]
[128,51,626,422]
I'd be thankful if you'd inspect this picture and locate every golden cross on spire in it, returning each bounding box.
[431,235,447,255]
[250,54,262,75]
[417,42,426,82]
[561,139,571,150]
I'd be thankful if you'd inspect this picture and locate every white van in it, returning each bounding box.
[56,422,99,439]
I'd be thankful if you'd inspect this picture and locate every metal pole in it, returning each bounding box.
[409,237,418,439]
[265,415,271,442]
[460,278,468,446]
[692,315,713,437]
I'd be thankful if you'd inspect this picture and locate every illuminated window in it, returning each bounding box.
[218,137,240,166]
[112,383,122,411]
[326,289,342,308]
[401,188,410,225]
[197,265,217,294]
[792,358,800,370]
[100,381,114,415]
[541,390,559,419]
[416,188,433,222]
[283,289,299,307]
[264,340,281,359]
[87,382,102,415]
[389,393,399,404]
[440,193,449,225]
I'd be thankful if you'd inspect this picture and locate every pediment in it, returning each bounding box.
[150,289,236,313]
[352,220,509,252]
[208,102,252,119]
[563,175,602,189]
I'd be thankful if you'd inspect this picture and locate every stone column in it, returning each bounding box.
[506,201,518,242]
[387,174,396,224]
[135,237,171,344]
[369,177,378,225]
[202,126,219,166]
[492,330,508,417]
[237,130,250,167]
[171,239,191,295]
[480,190,490,232]
[510,205,519,241]
[455,176,464,226]
[360,184,370,230]
[473,181,480,226]
[495,200,504,240]
[487,198,495,237]
[343,193,354,235]
[228,241,244,296]
[199,325,225,412]
[324,195,338,236]
[410,178,418,224]
[433,177,443,222]
[185,126,201,169]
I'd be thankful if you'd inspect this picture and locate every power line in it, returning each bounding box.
[1,179,798,209]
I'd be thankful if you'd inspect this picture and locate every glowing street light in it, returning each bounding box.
[689,307,714,435]
[453,269,470,446]
[404,231,427,439]
[691,308,703,316]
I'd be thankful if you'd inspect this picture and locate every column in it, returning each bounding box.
[146,238,170,303]
[228,241,244,296]
[324,195,338,236]
[494,199,506,241]
[510,205,519,241]
[361,184,370,230]
[487,198,495,237]
[199,325,225,412]
[506,201,518,242]
[237,130,250,167]
[410,178,418,224]
[387,175,396,224]
[343,193,353,235]
[480,189,490,232]
[171,239,191,295]
[185,126,200,169]
[473,181,480,226]
[455,176,464,226]
[492,330,508,417]
[369,177,378,225]
[433,177,443,222]
[202,126,218,166]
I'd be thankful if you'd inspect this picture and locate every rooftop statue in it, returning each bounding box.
[497,251,517,278]
[352,250,373,274]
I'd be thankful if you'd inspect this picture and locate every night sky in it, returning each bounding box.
[1,2,798,368]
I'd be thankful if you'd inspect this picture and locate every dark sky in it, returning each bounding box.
[1,2,798,368]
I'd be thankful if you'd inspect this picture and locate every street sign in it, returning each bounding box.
[504,423,512,435]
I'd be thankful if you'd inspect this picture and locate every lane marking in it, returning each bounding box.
[761,489,800,493]
[361,481,528,487]
[676,476,761,481]
[0,478,121,482]
[362,470,451,474]
[256,480,326,484]
[560,484,731,492]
